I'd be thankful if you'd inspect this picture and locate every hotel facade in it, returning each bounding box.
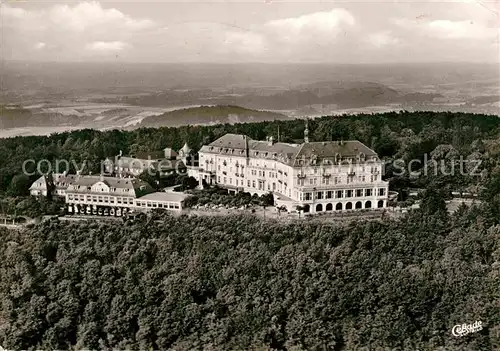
[197,129,389,213]
[64,175,189,216]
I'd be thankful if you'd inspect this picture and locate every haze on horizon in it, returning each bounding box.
[1,0,499,64]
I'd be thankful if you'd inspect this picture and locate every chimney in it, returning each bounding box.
[304,119,309,144]
[244,135,249,158]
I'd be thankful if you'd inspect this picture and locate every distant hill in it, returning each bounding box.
[0,105,79,129]
[139,105,289,127]
[109,81,442,111]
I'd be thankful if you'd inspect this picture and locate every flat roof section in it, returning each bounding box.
[138,192,190,203]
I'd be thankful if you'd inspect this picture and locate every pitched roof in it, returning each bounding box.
[116,157,155,170]
[133,151,165,160]
[199,133,378,166]
[163,147,178,159]
[30,173,78,190]
[67,176,154,197]
[30,175,50,190]
[180,142,192,155]
[52,173,78,189]
[295,141,377,160]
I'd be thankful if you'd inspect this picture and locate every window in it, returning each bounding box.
[252,181,256,188]
[347,190,353,198]
[317,192,323,200]
[218,176,221,183]
[273,183,276,191]
[379,188,386,196]
[147,202,152,207]
[326,191,333,199]
[248,180,250,187]
[366,189,373,196]
[224,177,227,184]
[356,189,363,197]
[98,196,103,203]
[337,190,344,198]
[153,203,157,208]
[305,192,312,201]
[229,178,232,184]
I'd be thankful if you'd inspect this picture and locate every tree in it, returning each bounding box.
[7,174,31,197]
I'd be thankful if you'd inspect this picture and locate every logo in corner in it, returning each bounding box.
[452,321,483,337]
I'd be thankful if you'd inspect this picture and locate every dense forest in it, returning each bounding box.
[0,111,499,349]
[0,189,499,350]
[0,111,500,193]
[1,110,499,204]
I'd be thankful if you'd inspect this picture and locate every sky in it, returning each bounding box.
[1,0,499,63]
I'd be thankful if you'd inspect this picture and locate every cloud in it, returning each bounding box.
[1,1,155,60]
[392,0,499,41]
[48,1,154,32]
[1,1,497,63]
[212,8,357,60]
[368,31,400,48]
[34,42,46,50]
[223,31,266,54]
[266,8,355,34]
[85,41,130,52]
[264,8,355,46]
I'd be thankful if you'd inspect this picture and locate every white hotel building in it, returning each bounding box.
[64,175,188,216]
[197,128,389,213]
